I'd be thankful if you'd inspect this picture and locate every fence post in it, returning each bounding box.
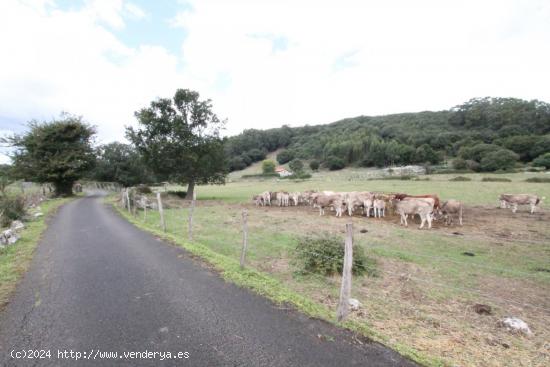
[336,222,353,322]
[121,190,125,208]
[132,190,137,216]
[143,197,147,221]
[157,192,166,232]
[188,199,195,242]
[240,209,249,269]
[125,189,131,213]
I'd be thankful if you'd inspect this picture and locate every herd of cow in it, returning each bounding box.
[253,191,544,229]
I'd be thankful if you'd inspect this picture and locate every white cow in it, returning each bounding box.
[394,199,434,229]
[499,194,544,214]
[373,199,386,218]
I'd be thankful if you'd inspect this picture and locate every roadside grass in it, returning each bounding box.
[112,200,445,367]
[120,171,550,367]
[0,197,72,309]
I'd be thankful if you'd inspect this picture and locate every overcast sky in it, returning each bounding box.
[1,0,549,164]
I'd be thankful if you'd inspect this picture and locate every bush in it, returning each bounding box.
[276,150,294,164]
[525,177,550,183]
[293,235,374,276]
[166,190,187,198]
[0,196,26,227]
[288,159,304,174]
[309,160,320,171]
[452,158,467,170]
[135,185,152,194]
[241,173,279,179]
[280,173,312,180]
[261,159,276,174]
[480,149,519,172]
[481,177,511,182]
[449,176,472,181]
[325,156,345,170]
[465,159,481,171]
[532,153,550,169]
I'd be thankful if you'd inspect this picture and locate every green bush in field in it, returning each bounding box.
[481,177,512,182]
[452,158,468,170]
[293,235,374,276]
[449,176,472,181]
[525,177,550,183]
[288,159,304,174]
[309,160,320,171]
[0,196,26,227]
[280,173,312,180]
[326,156,345,171]
[261,160,276,174]
[480,149,519,171]
[532,153,550,169]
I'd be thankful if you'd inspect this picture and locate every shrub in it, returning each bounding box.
[280,173,312,180]
[452,158,467,170]
[309,160,320,171]
[135,185,152,194]
[449,176,472,181]
[374,175,413,181]
[480,149,519,172]
[525,177,550,183]
[241,173,279,179]
[288,159,304,174]
[326,156,345,170]
[465,159,481,171]
[532,153,550,169]
[276,150,294,164]
[0,196,26,227]
[166,190,187,198]
[481,177,511,182]
[261,159,276,174]
[293,235,374,276]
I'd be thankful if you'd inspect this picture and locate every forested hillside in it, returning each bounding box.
[225,97,550,172]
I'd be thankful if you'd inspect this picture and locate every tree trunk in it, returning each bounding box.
[54,181,74,197]
[186,181,195,200]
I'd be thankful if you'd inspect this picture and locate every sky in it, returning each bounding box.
[1,0,550,164]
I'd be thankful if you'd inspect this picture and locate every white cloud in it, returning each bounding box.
[0,0,549,147]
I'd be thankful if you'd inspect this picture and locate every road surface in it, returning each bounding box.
[0,193,417,366]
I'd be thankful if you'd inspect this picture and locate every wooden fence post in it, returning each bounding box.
[121,190,125,208]
[143,198,147,221]
[125,189,131,213]
[132,190,137,216]
[240,209,249,269]
[188,199,195,241]
[336,223,353,322]
[157,192,166,232]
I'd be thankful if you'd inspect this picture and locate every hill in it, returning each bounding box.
[224,97,550,172]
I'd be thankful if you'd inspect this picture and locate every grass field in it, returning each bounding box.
[118,169,550,367]
[0,197,71,309]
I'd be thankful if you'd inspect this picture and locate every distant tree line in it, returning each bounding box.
[224,97,550,172]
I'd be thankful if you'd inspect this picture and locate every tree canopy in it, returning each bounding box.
[126,89,226,199]
[3,114,95,196]
[224,97,550,172]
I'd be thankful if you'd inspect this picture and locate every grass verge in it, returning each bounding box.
[0,197,73,309]
[111,198,446,367]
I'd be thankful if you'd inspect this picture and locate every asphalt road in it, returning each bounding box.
[0,193,417,366]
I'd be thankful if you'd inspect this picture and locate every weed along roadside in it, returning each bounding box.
[109,195,447,367]
[0,197,74,309]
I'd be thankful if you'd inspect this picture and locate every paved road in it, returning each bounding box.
[0,193,417,366]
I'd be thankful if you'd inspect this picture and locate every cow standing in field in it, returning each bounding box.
[499,194,544,213]
[290,192,301,206]
[276,192,290,206]
[394,193,441,210]
[393,198,434,229]
[373,199,386,218]
[313,194,345,217]
[439,199,463,226]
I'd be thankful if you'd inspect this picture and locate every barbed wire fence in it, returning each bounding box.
[116,189,550,326]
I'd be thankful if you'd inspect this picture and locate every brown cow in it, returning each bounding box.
[499,194,544,214]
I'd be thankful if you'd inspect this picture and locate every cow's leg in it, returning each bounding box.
[382,208,385,217]
[530,204,535,214]
[419,214,425,229]
[427,214,432,229]
[512,204,518,213]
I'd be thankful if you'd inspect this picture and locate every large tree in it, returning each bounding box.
[3,114,96,196]
[90,142,155,187]
[126,89,226,199]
